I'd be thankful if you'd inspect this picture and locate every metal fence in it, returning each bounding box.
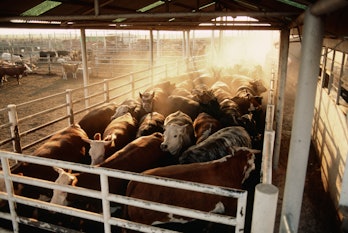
[0,56,203,154]
[0,54,249,233]
[0,150,247,233]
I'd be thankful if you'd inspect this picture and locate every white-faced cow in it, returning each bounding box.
[125,147,258,231]
[84,112,138,165]
[61,63,80,79]
[193,112,222,144]
[179,126,251,164]
[136,112,165,138]
[160,111,195,157]
[50,132,173,214]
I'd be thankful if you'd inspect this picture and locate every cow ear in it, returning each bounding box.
[139,92,143,98]
[94,133,102,140]
[151,91,155,98]
[53,166,64,174]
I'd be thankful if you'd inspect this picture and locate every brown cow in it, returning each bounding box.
[84,112,138,165]
[0,124,90,207]
[78,102,117,139]
[229,74,267,96]
[193,112,222,144]
[136,112,165,138]
[50,132,173,213]
[124,147,258,231]
[61,63,79,79]
[0,64,27,85]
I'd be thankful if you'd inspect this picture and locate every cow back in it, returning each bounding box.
[78,103,117,139]
[167,95,202,120]
[32,124,89,164]
[136,112,165,138]
[179,126,251,164]
[125,147,256,226]
[103,112,138,157]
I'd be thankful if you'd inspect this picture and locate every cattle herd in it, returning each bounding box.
[0,71,268,232]
[0,50,81,86]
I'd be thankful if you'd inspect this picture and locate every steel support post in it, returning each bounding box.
[273,29,290,169]
[279,8,324,233]
[80,28,89,109]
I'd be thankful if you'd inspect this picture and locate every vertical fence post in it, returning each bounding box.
[251,183,279,233]
[236,192,248,233]
[1,157,19,233]
[103,79,110,103]
[65,89,74,125]
[100,174,111,233]
[7,104,22,153]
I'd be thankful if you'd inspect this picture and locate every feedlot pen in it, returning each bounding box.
[0,42,342,233]
[0,56,260,233]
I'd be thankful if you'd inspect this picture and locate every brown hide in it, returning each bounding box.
[136,112,165,138]
[193,112,222,144]
[33,124,89,163]
[2,124,89,201]
[102,112,138,157]
[0,65,26,85]
[125,148,255,225]
[66,132,172,211]
[78,103,117,139]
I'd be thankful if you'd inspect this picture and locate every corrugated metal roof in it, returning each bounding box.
[0,0,347,37]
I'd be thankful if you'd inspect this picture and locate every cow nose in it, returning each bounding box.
[160,143,167,150]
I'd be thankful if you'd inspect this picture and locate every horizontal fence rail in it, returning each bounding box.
[0,150,247,233]
[0,56,205,154]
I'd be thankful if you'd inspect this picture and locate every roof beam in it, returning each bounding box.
[0,11,299,22]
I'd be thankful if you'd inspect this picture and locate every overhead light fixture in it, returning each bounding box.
[21,0,62,16]
[10,19,61,24]
[137,1,165,13]
[113,18,127,23]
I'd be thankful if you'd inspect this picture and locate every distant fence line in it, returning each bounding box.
[0,56,206,154]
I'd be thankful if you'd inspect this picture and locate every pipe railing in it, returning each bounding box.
[0,58,195,153]
[0,150,248,233]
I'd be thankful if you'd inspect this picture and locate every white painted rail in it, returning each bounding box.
[0,150,248,233]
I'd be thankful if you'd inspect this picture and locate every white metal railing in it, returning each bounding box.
[0,58,198,154]
[0,150,247,233]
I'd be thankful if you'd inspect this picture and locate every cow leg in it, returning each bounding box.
[62,72,67,80]
[16,75,21,85]
[73,73,77,79]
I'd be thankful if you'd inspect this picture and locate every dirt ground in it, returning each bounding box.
[0,59,342,233]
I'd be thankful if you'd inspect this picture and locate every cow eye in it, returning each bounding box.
[174,135,177,138]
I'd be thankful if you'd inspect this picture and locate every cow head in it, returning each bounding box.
[50,167,77,206]
[229,147,259,184]
[160,123,190,156]
[83,133,115,165]
[139,91,155,113]
[251,79,267,95]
